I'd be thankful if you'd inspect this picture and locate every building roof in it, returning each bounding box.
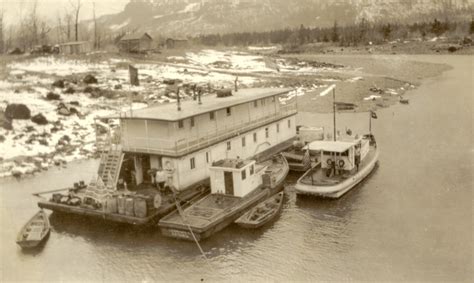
[120,32,152,41]
[308,140,355,153]
[106,88,293,121]
[59,41,89,46]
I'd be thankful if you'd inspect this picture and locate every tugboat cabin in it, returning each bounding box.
[106,88,297,192]
[308,136,369,173]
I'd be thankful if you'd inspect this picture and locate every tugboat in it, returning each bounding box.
[37,88,298,225]
[294,85,379,198]
[159,155,289,241]
[294,134,378,198]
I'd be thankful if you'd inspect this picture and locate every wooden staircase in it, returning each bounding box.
[97,147,124,189]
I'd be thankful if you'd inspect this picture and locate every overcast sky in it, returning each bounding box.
[1,0,129,26]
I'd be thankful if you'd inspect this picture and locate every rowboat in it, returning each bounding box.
[16,210,51,249]
[235,191,284,228]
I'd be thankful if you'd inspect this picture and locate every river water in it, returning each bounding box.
[0,55,472,282]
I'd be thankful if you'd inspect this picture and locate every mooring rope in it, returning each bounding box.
[171,189,209,262]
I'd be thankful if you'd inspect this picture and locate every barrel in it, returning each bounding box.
[125,198,134,216]
[117,196,126,215]
[134,198,147,218]
[105,197,118,214]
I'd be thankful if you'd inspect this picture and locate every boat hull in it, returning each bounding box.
[295,149,379,198]
[235,192,284,229]
[16,210,51,249]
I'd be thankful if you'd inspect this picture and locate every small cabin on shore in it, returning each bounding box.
[165,38,188,49]
[118,32,153,53]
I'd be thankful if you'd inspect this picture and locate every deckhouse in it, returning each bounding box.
[108,88,297,191]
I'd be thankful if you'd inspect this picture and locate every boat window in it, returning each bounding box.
[250,165,254,175]
[254,100,258,108]
[242,137,246,147]
[276,123,280,133]
[190,117,195,127]
[323,151,333,156]
[190,157,195,169]
[261,99,265,106]
[265,127,269,138]
[271,96,275,102]
[178,120,184,128]
[288,119,291,128]
[241,169,246,180]
[209,111,215,120]
[253,132,257,142]
[227,141,231,150]
[341,150,349,157]
[226,107,231,116]
[206,152,210,163]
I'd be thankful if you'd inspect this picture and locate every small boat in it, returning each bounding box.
[282,126,324,172]
[399,98,409,104]
[295,134,379,198]
[235,191,284,228]
[16,210,51,249]
[159,155,289,241]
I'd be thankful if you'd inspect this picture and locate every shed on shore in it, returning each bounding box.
[118,33,153,53]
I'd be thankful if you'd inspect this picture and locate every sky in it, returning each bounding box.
[1,0,129,26]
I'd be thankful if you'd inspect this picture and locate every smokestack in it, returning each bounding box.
[177,87,181,111]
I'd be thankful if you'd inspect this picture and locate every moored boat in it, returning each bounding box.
[235,191,284,228]
[159,154,289,241]
[295,134,378,198]
[16,210,51,249]
[282,126,324,172]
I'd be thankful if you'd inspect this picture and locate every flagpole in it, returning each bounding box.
[333,87,336,141]
[369,111,372,134]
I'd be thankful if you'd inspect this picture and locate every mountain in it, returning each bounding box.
[96,0,474,37]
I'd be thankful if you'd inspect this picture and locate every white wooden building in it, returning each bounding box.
[109,88,297,191]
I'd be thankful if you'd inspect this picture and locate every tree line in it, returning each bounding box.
[194,18,474,48]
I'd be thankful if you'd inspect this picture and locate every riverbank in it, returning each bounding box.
[0,51,451,178]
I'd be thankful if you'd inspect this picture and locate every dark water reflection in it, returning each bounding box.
[1,55,472,281]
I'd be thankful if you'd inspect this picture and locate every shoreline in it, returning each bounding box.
[0,52,452,179]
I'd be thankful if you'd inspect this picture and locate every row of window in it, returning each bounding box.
[178,97,278,129]
[241,164,255,180]
[190,119,292,169]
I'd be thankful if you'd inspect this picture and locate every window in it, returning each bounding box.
[253,132,257,143]
[190,157,195,169]
[241,169,246,180]
[227,141,231,150]
[265,127,269,138]
[178,120,184,128]
[261,99,265,106]
[242,137,246,147]
[276,123,280,133]
[210,111,215,120]
[271,96,275,102]
[206,152,210,163]
[254,101,258,108]
[250,165,254,175]
[226,107,231,116]
[288,119,291,128]
[190,117,195,127]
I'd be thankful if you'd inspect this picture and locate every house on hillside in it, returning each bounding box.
[165,38,188,49]
[118,32,153,53]
[58,41,91,55]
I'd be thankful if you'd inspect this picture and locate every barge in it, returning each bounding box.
[159,155,289,241]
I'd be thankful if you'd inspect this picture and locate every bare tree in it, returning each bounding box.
[70,0,82,41]
[0,9,4,53]
[64,12,73,41]
[93,2,98,48]
[28,0,39,47]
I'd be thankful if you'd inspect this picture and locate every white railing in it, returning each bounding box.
[122,104,297,156]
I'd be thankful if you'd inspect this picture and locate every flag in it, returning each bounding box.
[371,111,378,119]
[320,84,336,97]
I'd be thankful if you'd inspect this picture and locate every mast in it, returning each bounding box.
[333,87,336,141]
